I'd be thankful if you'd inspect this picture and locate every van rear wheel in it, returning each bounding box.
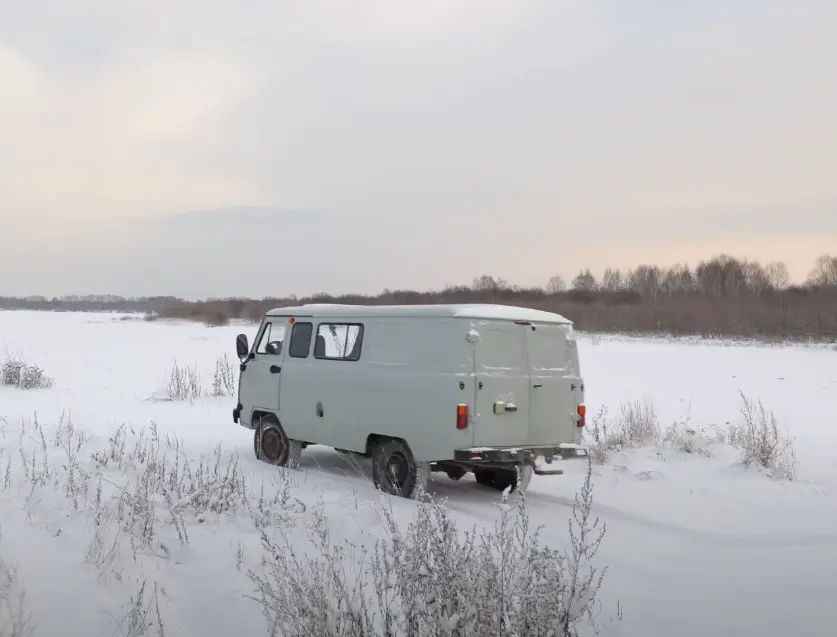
[254,416,302,469]
[371,439,427,499]
[474,468,519,492]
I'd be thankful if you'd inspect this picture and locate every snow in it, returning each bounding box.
[267,303,572,324]
[452,304,570,323]
[1,310,836,637]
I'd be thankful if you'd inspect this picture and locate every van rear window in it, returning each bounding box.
[289,322,313,358]
[314,323,363,361]
[527,326,569,371]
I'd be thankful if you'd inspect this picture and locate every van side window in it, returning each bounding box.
[289,322,314,358]
[256,322,286,356]
[314,323,363,361]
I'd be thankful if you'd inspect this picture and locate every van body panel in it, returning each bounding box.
[278,317,475,461]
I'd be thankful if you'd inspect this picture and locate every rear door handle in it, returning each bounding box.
[533,384,543,388]
[269,365,281,374]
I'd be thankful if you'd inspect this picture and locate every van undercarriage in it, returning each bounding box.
[438,444,588,477]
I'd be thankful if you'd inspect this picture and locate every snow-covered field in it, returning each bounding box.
[1,310,836,636]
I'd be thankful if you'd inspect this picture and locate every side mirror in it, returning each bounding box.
[236,334,249,360]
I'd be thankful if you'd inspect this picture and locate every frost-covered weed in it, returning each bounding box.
[112,581,166,637]
[212,353,236,397]
[248,459,609,637]
[586,398,661,463]
[662,403,723,457]
[0,547,34,637]
[0,350,53,390]
[5,415,304,581]
[727,390,798,480]
[160,362,202,402]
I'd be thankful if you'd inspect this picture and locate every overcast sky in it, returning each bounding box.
[1,0,835,299]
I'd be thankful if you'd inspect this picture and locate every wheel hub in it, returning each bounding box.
[261,428,284,462]
[386,453,408,487]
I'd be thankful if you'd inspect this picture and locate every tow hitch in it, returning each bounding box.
[534,445,589,475]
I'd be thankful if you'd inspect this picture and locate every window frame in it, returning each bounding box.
[255,320,286,356]
[313,322,365,362]
[288,321,314,359]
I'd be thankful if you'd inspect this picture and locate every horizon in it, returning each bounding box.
[2,1,835,299]
[0,249,831,303]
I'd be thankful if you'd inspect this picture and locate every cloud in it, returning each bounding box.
[1,0,835,296]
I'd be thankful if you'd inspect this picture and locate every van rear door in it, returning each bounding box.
[472,323,530,448]
[525,323,582,447]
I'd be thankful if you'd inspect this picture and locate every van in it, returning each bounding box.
[233,303,588,498]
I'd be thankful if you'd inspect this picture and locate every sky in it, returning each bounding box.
[1,0,835,299]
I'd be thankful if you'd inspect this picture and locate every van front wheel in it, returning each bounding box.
[254,416,302,469]
[371,440,427,499]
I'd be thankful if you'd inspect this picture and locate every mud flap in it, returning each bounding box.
[517,463,534,492]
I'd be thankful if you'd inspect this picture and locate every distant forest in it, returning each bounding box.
[3,253,837,341]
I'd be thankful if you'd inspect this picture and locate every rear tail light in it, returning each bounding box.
[457,404,469,430]
[577,404,586,428]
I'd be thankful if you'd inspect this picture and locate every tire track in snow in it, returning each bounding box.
[525,490,837,548]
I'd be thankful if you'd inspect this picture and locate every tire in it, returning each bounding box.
[474,468,520,492]
[474,469,494,487]
[371,439,428,499]
[254,415,303,469]
[445,466,467,481]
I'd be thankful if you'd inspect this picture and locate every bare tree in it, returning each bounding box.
[807,254,837,287]
[600,268,624,292]
[661,263,694,296]
[696,255,747,298]
[546,275,567,293]
[628,265,662,299]
[472,274,509,300]
[743,260,771,294]
[764,261,790,289]
[572,269,597,291]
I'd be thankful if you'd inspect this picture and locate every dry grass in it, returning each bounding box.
[4,412,614,637]
[585,399,661,463]
[0,351,54,391]
[726,391,798,480]
[248,460,610,637]
[0,549,34,637]
[587,395,798,481]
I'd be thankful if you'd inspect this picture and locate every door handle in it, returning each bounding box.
[533,384,543,388]
[269,365,281,374]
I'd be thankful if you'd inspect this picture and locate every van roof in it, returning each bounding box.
[265,303,572,324]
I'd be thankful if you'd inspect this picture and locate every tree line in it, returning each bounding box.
[2,253,836,341]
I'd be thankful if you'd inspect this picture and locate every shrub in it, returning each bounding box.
[247,459,610,637]
[212,354,236,397]
[0,352,54,390]
[203,310,231,328]
[585,398,661,463]
[727,391,798,480]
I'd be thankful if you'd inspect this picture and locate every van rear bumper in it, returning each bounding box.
[453,444,588,475]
